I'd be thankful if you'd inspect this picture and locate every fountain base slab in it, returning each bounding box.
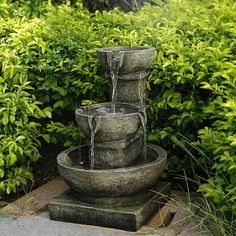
[48,181,170,231]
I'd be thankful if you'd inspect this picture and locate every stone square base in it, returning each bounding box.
[48,182,171,231]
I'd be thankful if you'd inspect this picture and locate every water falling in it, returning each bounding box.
[88,116,100,169]
[110,66,119,113]
[138,109,147,160]
[108,51,124,113]
[78,140,82,164]
[138,79,145,108]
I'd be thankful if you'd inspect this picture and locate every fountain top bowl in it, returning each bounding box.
[97,46,155,74]
[97,46,155,53]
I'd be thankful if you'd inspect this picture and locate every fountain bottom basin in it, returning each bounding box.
[49,144,170,231]
[57,144,166,197]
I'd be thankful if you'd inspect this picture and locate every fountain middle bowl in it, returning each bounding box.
[75,102,144,143]
[57,144,166,197]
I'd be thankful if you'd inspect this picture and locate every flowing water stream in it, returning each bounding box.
[108,51,124,113]
[88,116,100,169]
[110,57,119,113]
[138,109,147,160]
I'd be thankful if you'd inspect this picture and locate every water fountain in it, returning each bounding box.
[48,46,170,231]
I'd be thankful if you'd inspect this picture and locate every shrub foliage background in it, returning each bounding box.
[0,0,236,217]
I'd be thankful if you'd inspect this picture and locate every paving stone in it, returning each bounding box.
[138,226,177,236]
[0,214,132,236]
[146,201,175,228]
[1,178,69,216]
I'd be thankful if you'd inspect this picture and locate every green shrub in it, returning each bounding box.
[143,0,236,216]
[0,0,236,219]
[0,18,53,194]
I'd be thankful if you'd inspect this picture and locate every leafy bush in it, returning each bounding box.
[143,0,236,216]
[0,0,236,219]
[0,18,52,194]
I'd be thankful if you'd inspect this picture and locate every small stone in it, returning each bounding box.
[147,203,175,227]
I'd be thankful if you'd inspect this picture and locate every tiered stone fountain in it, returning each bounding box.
[48,46,170,231]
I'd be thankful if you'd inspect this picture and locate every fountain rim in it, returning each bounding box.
[75,102,144,119]
[97,46,155,53]
[58,144,167,173]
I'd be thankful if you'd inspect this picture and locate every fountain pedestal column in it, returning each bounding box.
[106,71,149,106]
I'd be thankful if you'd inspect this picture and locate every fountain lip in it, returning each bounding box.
[97,46,155,53]
[58,144,166,173]
[75,102,144,118]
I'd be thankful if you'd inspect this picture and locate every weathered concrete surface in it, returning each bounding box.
[0,214,133,236]
[1,178,69,216]
[98,46,154,106]
[116,78,147,105]
[75,102,142,143]
[57,144,166,197]
[93,130,144,169]
[48,182,171,231]
[97,46,155,74]
[138,227,177,236]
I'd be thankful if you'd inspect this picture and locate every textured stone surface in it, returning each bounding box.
[73,188,153,206]
[106,71,149,81]
[75,102,143,143]
[106,71,149,106]
[98,47,154,107]
[139,227,177,236]
[57,144,166,197]
[94,131,143,168]
[97,46,155,74]
[48,182,171,231]
[116,78,147,105]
